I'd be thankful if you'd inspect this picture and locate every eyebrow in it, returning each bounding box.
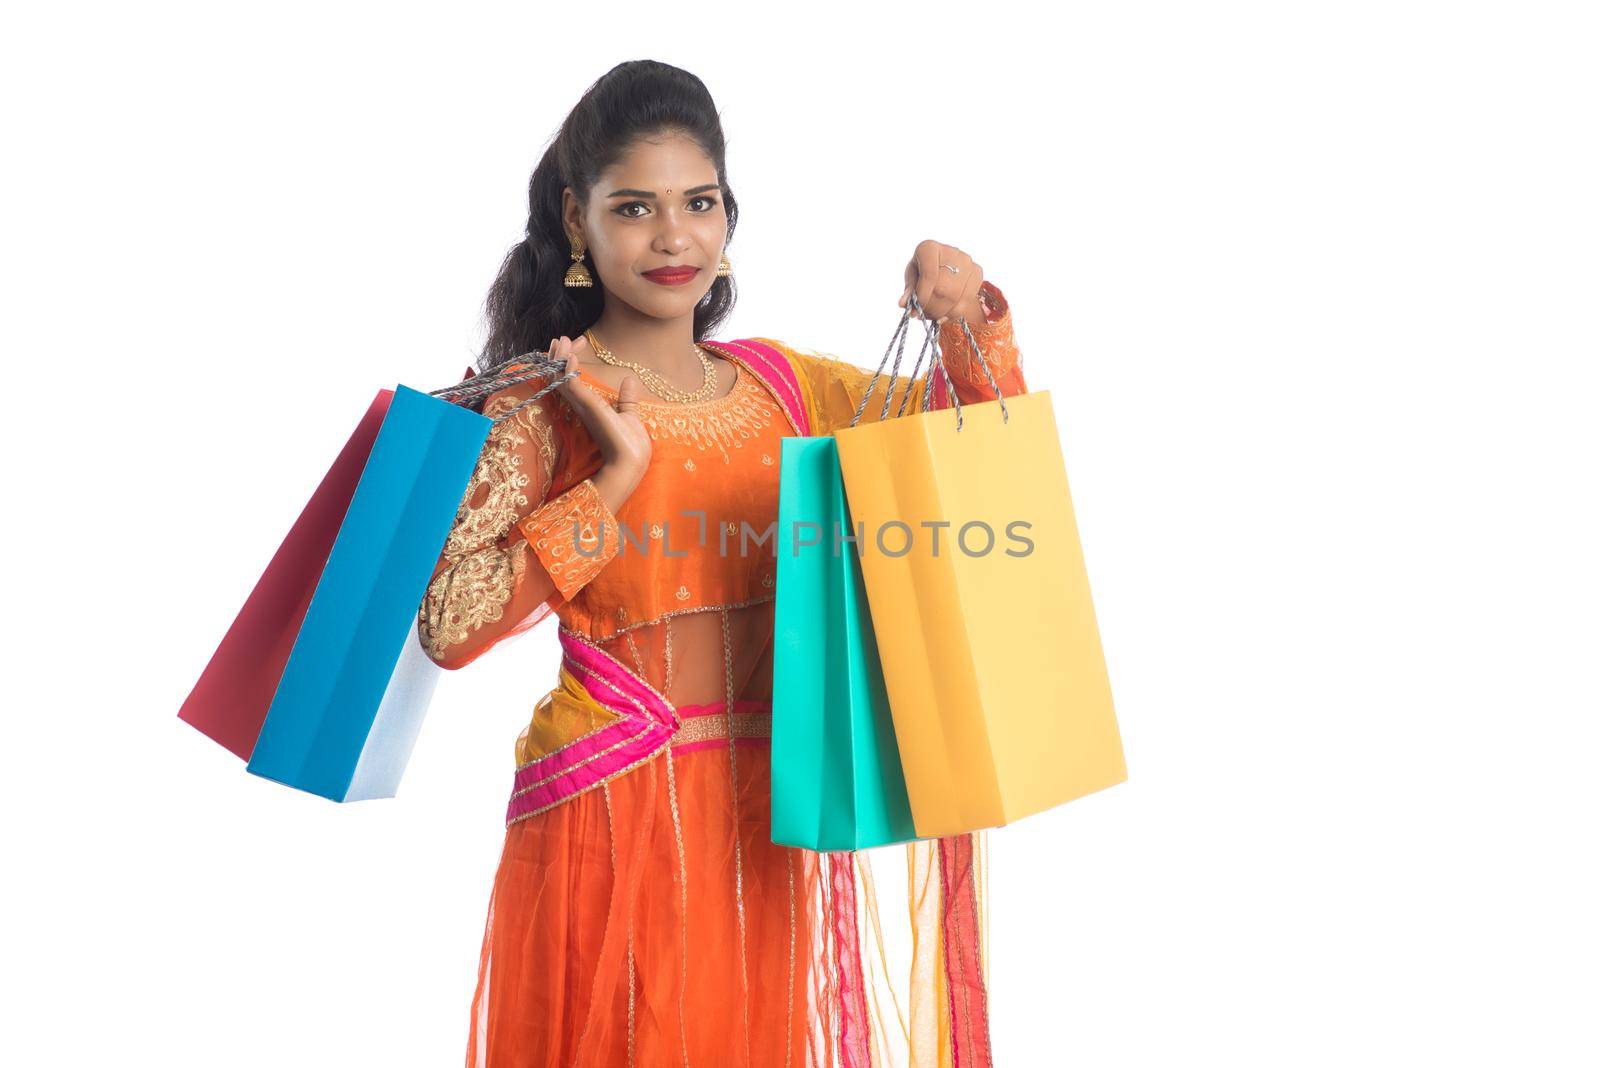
[605,183,721,199]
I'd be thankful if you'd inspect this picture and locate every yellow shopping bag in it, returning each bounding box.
[833,301,1126,837]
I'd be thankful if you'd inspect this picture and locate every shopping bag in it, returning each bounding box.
[178,390,395,761]
[771,435,921,851]
[833,300,1127,837]
[179,356,571,802]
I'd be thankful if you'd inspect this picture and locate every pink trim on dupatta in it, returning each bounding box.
[704,338,812,437]
[930,362,952,412]
[504,629,681,826]
[828,853,874,1068]
[939,834,994,1068]
[509,715,654,789]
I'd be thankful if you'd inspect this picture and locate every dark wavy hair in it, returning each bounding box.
[477,60,739,373]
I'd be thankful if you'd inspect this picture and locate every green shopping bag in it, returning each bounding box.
[771,435,920,851]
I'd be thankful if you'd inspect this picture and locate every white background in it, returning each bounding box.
[3,2,1596,1064]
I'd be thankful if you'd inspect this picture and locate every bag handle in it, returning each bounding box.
[427,351,579,424]
[940,309,1010,428]
[847,291,938,428]
[846,264,1010,432]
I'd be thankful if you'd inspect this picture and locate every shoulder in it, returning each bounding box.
[476,368,574,445]
[713,336,798,359]
[708,337,822,434]
[729,336,830,371]
[707,336,835,384]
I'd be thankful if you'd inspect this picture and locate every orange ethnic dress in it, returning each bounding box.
[417,282,1028,1068]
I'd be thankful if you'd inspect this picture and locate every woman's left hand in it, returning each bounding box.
[898,239,986,324]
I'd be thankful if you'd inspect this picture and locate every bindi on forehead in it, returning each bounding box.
[603,182,721,201]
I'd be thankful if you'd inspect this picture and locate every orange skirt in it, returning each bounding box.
[467,730,833,1067]
[466,708,990,1068]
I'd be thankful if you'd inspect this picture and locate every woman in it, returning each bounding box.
[418,60,1027,1067]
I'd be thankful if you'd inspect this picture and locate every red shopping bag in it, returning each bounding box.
[177,391,393,759]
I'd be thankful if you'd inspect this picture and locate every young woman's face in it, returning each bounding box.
[566,132,727,322]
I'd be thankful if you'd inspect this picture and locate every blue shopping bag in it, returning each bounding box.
[771,435,920,851]
[243,384,492,802]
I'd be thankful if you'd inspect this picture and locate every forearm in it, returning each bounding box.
[419,537,556,671]
[420,476,627,670]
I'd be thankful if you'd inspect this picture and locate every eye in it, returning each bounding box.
[612,195,719,219]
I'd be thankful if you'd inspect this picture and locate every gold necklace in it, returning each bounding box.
[583,329,721,404]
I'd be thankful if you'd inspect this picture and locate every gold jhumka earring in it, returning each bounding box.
[717,253,733,278]
[564,235,594,288]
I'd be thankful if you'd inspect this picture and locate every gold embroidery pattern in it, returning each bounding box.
[664,616,675,695]
[610,776,636,1068]
[417,544,516,660]
[937,281,1020,390]
[722,606,754,1061]
[708,340,808,436]
[584,779,634,1064]
[519,478,621,600]
[624,630,647,679]
[443,395,557,558]
[442,420,528,557]
[418,390,564,661]
[670,711,772,748]
[584,370,778,460]
[486,391,559,474]
[664,751,694,1068]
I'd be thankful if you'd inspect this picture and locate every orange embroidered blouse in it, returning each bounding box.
[416,281,1025,767]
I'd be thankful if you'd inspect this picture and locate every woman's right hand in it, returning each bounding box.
[550,335,652,510]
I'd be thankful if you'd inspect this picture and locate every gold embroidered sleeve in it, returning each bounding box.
[417,380,564,671]
[516,477,622,601]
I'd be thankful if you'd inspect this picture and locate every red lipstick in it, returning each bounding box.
[642,266,701,286]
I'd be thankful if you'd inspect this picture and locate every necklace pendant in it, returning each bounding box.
[585,329,722,404]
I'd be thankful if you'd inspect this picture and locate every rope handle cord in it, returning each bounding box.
[427,351,580,424]
[846,262,1009,433]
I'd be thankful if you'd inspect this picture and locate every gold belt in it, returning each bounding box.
[671,709,773,749]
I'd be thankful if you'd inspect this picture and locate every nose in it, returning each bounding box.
[652,206,693,254]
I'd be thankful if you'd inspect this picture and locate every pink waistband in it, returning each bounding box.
[506,631,771,826]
